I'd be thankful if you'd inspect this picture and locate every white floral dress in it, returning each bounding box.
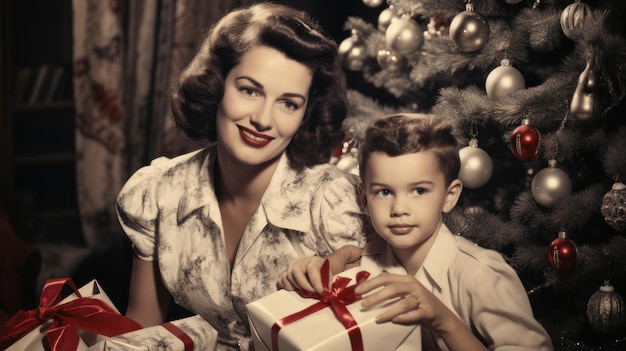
[116,146,368,350]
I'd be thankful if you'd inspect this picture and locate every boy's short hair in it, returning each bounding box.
[358,113,461,185]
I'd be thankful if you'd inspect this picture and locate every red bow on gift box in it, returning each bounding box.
[0,277,142,351]
[271,260,370,351]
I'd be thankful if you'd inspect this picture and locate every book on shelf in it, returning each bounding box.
[40,66,66,103]
[26,64,52,106]
[15,64,73,107]
[52,66,73,102]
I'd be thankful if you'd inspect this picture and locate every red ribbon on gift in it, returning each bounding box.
[0,277,143,351]
[162,322,194,351]
[271,260,370,351]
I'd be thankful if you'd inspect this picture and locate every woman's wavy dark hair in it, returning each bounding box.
[171,2,348,171]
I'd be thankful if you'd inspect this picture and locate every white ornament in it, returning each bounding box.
[459,138,493,189]
[362,0,384,8]
[376,49,408,71]
[485,58,525,99]
[449,3,490,52]
[531,159,572,207]
[385,17,424,55]
[338,31,366,71]
[378,6,398,32]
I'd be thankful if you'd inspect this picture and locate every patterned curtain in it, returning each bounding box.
[71,0,244,257]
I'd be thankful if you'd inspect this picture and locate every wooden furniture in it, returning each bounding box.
[1,0,83,247]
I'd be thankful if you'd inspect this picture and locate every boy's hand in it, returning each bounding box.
[277,245,364,294]
[355,272,488,351]
[354,272,456,333]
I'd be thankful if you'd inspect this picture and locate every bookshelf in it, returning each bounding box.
[1,0,83,246]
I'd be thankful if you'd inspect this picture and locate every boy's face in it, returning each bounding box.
[359,151,462,251]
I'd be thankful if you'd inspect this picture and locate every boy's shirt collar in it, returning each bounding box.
[361,224,458,293]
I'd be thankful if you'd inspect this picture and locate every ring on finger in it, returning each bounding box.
[406,294,421,308]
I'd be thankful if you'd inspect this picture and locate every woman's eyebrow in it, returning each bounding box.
[235,76,306,100]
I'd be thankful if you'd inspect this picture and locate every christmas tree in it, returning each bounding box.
[333,0,626,349]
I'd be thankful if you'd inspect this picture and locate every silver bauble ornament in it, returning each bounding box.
[376,49,408,72]
[378,6,398,32]
[362,0,384,8]
[449,3,490,52]
[338,31,367,71]
[586,281,625,335]
[531,159,572,207]
[560,1,592,40]
[485,59,525,99]
[570,61,599,120]
[459,138,493,189]
[601,182,626,232]
[385,17,424,55]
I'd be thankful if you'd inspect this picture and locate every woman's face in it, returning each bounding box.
[216,45,313,167]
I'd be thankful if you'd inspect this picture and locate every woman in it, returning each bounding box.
[116,3,367,350]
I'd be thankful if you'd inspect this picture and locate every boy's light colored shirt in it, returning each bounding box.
[360,223,554,351]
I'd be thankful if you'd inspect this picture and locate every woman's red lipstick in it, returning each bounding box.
[238,126,274,148]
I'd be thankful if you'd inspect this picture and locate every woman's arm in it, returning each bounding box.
[125,256,171,327]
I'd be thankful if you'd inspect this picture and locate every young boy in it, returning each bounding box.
[278,114,553,350]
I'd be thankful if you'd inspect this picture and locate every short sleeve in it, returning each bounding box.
[116,157,170,261]
[310,172,368,255]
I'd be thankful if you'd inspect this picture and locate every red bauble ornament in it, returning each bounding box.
[547,231,577,271]
[509,118,540,162]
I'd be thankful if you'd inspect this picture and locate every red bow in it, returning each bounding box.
[271,260,370,351]
[0,278,142,351]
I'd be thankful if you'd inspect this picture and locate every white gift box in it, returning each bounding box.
[85,315,218,351]
[3,279,130,351]
[247,267,420,351]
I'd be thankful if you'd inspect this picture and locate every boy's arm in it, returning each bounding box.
[277,245,364,293]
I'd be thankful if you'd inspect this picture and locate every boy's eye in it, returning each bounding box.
[412,188,427,195]
[375,189,392,197]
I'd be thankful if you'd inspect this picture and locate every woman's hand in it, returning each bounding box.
[277,245,364,293]
[276,256,326,293]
